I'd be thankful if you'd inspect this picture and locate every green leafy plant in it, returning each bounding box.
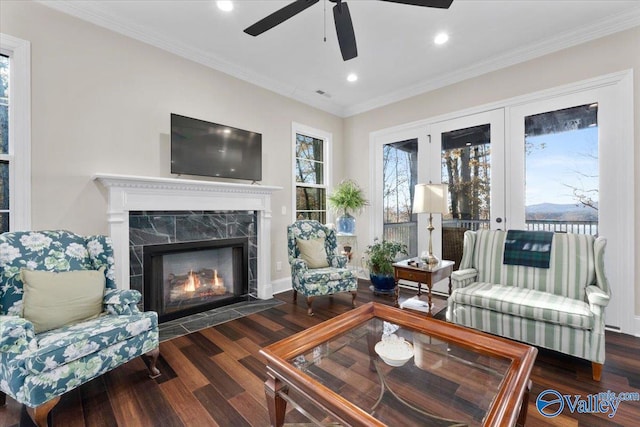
[327,180,369,216]
[364,238,408,276]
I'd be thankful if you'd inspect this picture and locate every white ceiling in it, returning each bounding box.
[40,0,640,117]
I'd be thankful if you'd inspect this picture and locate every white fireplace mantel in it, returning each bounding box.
[94,173,282,299]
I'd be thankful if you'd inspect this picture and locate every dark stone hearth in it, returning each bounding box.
[129,210,258,301]
[175,214,226,241]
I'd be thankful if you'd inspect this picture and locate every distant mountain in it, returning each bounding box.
[526,203,598,221]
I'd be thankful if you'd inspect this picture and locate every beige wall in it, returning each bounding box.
[344,27,640,316]
[1,0,345,282]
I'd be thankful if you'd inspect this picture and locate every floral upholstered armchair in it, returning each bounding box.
[287,220,357,315]
[0,230,160,426]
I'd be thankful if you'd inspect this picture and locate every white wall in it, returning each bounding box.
[1,0,345,283]
[344,26,640,317]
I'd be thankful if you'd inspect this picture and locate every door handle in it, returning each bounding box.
[496,217,503,223]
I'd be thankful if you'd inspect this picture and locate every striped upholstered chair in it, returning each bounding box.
[446,229,610,381]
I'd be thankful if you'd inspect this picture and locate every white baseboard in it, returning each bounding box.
[271,277,292,296]
[634,315,640,337]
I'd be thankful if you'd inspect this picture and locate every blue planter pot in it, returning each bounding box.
[336,213,356,235]
[370,273,396,295]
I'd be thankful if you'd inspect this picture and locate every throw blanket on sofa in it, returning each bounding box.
[503,230,553,268]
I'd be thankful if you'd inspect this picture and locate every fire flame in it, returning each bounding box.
[184,270,198,292]
[213,269,224,289]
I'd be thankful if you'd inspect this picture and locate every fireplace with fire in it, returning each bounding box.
[143,238,248,323]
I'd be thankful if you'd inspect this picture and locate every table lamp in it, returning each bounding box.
[413,183,448,267]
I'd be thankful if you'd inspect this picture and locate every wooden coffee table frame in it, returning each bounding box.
[260,302,537,427]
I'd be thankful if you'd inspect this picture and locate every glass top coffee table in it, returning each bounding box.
[260,302,537,427]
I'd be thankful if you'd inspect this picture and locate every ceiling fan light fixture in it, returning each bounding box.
[434,32,449,45]
[347,73,358,82]
[216,1,234,12]
[245,0,454,60]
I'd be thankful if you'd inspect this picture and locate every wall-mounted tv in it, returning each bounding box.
[171,113,262,181]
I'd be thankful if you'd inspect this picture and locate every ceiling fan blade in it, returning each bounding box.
[379,0,453,9]
[333,2,358,61]
[244,0,320,36]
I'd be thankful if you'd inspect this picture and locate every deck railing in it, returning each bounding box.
[525,220,598,235]
[442,219,598,235]
[382,219,598,259]
[442,219,489,231]
[383,222,418,257]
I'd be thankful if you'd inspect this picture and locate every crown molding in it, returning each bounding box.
[37,1,639,119]
[343,7,640,117]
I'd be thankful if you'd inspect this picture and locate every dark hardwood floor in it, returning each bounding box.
[1,281,639,426]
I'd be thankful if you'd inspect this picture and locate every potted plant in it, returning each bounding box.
[364,238,408,294]
[327,179,368,235]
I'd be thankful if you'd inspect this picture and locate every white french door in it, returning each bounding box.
[429,109,506,231]
[507,91,601,231]
[371,126,429,247]
[427,110,505,294]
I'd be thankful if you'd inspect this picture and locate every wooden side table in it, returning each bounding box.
[392,259,455,314]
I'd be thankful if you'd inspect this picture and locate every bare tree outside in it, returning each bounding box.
[441,125,491,229]
[524,103,598,234]
[382,139,418,256]
[295,133,326,222]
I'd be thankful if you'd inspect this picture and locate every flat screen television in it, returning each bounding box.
[171,113,262,181]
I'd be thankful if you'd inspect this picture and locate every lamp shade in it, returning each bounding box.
[413,183,448,214]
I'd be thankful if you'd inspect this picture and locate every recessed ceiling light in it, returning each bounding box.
[347,73,358,82]
[217,1,233,12]
[434,32,449,45]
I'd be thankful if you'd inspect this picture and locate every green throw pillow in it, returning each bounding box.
[296,237,329,268]
[20,267,106,334]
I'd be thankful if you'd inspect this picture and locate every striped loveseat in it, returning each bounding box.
[446,229,610,381]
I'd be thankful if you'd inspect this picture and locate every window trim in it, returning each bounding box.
[291,122,331,224]
[0,34,31,231]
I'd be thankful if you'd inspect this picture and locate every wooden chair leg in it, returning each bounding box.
[0,391,5,406]
[145,347,161,379]
[350,291,357,308]
[592,362,603,381]
[306,296,315,316]
[26,396,60,427]
[292,289,297,303]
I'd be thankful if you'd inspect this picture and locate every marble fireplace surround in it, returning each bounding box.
[94,174,281,300]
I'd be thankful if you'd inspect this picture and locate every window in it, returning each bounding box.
[0,34,30,232]
[524,103,598,235]
[441,124,492,230]
[383,139,418,256]
[293,124,330,223]
[0,54,9,232]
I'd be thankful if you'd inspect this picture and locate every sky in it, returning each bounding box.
[525,127,598,206]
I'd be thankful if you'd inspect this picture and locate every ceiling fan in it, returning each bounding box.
[244,0,454,61]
